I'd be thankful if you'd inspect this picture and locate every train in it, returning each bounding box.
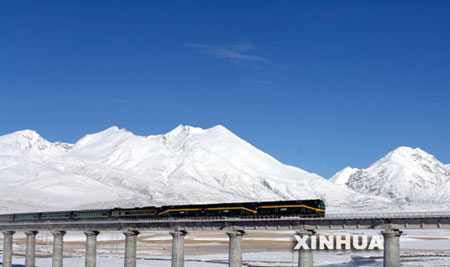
[0,199,325,222]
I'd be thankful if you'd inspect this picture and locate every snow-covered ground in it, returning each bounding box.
[3,247,450,267]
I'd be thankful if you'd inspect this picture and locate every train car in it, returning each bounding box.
[40,211,72,221]
[202,202,258,217]
[158,202,258,217]
[257,199,325,217]
[158,199,325,217]
[14,213,40,221]
[158,204,207,217]
[111,207,158,219]
[0,214,14,222]
[0,199,325,223]
[73,209,111,220]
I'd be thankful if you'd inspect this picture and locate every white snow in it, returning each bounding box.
[329,167,359,185]
[1,126,449,214]
[0,125,376,213]
[333,147,450,205]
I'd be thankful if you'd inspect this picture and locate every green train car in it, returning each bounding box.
[14,213,40,221]
[111,207,158,218]
[73,209,110,220]
[257,199,325,216]
[2,199,325,222]
[0,214,15,222]
[158,199,325,217]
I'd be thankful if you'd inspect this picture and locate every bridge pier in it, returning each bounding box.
[227,230,246,267]
[124,230,139,267]
[84,230,99,267]
[382,229,402,267]
[2,231,15,267]
[296,230,316,267]
[25,230,38,267]
[51,230,66,267]
[171,230,188,267]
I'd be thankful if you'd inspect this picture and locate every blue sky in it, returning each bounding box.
[1,1,449,178]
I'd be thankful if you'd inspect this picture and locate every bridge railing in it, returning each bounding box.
[0,211,449,227]
[325,211,450,219]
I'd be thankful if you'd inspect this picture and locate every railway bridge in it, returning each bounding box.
[1,212,449,267]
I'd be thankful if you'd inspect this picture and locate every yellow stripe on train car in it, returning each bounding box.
[205,207,257,214]
[258,204,325,213]
[158,208,202,216]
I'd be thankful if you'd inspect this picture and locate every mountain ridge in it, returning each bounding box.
[1,126,448,214]
[0,125,373,213]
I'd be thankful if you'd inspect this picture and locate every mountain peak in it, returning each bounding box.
[75,126,133,147]
[14,129,42,139]
[330,167,359,185]
[379,146,440,170]
[345,146,450,203]
[161,125,238,147]
[0,129,73,154]
[388,146,428,158]
[162,125,201,146]
[209,124,230,132]
[103,126,129,133]
[12,129,48,151]
[165,124,201,137]
[166,124,232,136]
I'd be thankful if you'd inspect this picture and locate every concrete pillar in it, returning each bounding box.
[123,230,139,267]
[170,230,188,267]
[382,229,402,267]
[296,230,316,267]
[2,231,15,267]
[51,230,66,267]
[84,230,100,267]
[25,230,38,267]
[227,230,245,267]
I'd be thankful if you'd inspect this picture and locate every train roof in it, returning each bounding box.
[160,199,324,208]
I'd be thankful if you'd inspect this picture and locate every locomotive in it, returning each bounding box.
[0,199,325,222]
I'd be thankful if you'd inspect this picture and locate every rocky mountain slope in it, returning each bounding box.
[330,147,450,204]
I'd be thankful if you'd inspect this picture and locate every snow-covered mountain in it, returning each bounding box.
[331,147,450,204]
[329,167,359,185]
[0,125,373,213]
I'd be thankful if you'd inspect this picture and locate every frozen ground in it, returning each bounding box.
[1,230,449,266]
[4,251,450,267]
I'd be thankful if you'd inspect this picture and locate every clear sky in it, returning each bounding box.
[1,1,449,178]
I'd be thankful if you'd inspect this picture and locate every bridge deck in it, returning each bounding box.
[1,212,450,231]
